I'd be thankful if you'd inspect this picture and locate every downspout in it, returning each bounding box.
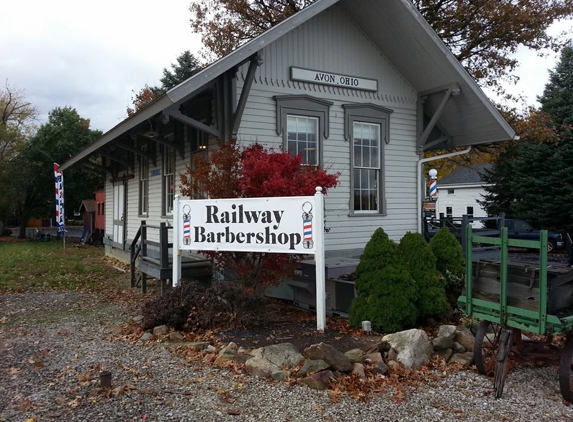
[417,146,472,233]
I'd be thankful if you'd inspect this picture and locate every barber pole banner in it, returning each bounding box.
[54,163,65,234]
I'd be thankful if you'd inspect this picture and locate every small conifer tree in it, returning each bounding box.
[399,232,449,321]
[429,227,465,308]
[349,228,418,333]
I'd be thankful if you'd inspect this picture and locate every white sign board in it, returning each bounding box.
[172,190,327,331]
[176,196,317,253]
[291,67,378,92]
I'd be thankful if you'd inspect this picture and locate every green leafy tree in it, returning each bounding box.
[0,84,37,227]
[189,0,573,90]
[11,107,102,238]
[399,232,449,321]
[349,228,418,333]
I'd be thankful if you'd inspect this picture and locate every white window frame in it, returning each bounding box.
[343,103,392,216]
[287,115,319,166]
[162,147,175,215]
[274,95,332,166]
[352,121,381,213]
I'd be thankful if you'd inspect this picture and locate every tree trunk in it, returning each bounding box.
[18,219,28,239]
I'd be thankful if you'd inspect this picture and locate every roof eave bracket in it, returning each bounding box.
[417,84,460,150]
[232,52,263,135]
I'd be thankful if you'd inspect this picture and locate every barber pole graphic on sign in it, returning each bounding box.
[54,163,65,234]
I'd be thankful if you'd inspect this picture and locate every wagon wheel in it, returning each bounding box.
[494,328,513,399]
[558,333,573,403]
[474,321,503,376]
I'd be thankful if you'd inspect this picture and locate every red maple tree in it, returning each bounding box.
[180,139,339,293]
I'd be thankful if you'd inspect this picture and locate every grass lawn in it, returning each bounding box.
[0,239,126,292]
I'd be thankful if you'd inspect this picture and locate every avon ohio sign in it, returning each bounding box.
[291,67,378,92]
[176,196,317,253]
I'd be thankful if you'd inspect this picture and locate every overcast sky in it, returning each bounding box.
[0,1,571,134]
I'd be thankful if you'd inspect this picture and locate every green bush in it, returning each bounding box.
[429,227,465,308]
[349,228,418,333]
[399,232,449,321]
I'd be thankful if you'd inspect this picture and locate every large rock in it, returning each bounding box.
[449,351,474,366]
[454,327,475,352]
[153,325,169,336]
[344,349,364,363]
[297,359,330,377]
[432,336,455,351]
[303,342,353,372]
[382,329,433,369]
[214,342,238,366]
[438,325,457,339]
[245,343,304,378]
[297,370,336,390]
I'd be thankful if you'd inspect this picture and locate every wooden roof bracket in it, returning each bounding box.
[100,149,133,171]
[81,161,110,175]
[417,83,460,151]
[162,109,221,140]
[232,52,263,135]
[115,139,157,167]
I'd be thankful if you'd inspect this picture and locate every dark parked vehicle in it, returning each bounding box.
[501,219,565,253]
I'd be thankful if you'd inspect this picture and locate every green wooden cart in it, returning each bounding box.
[458,226,573,400]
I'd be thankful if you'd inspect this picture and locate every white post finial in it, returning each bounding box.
[315,186,323,194]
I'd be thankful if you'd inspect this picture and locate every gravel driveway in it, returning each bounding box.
[2,290,573,422]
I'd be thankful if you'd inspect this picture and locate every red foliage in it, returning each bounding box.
[179,139,340,292]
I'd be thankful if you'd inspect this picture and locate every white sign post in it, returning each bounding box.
[172,187,326,331]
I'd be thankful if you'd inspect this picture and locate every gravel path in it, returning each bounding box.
[2,291,573,422]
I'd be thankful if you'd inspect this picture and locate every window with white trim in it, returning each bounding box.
[287,115,318,165]
[138,149,149,216]
[343,103,392,215]
[162,147,175,215]
[275,95,332,166]
[353,122,380,212]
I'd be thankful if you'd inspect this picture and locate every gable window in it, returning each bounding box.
[275,95,332,165]
[162,147,175,215]
[139,148,149,216]
[448,189,455,195]
[344,103,392,215]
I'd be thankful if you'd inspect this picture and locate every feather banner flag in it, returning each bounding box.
[54,163,65,234]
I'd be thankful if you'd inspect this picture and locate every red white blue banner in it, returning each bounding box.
[54,163,65,234]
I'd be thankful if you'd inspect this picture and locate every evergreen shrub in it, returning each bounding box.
[349,228,418,333]
[399,232,449,321]
[429,227,465,307]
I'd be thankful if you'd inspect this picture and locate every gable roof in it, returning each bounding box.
[61,0,514,171]
[79,199,96,213]
[439,163,493,186]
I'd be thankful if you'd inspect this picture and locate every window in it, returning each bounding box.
[287,115,318,165]
[139,149,149,216]
[467,206,474,217]
[275,95,332,165]
[163,147,175,215]
[448,189,455,195]
[353,122,380,212]
[344,103,392,214]
[446,207,453,217]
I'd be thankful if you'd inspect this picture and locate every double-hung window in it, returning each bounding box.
[139,149,149,216]
[287,115,318,165]
[353,122,380,212]
[162,147,175,215]
[275,95,332,166]
[343,103,392,215]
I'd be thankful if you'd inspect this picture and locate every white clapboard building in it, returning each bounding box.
[61,0,514,286]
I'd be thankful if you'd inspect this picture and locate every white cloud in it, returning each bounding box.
[0,0,201,132]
